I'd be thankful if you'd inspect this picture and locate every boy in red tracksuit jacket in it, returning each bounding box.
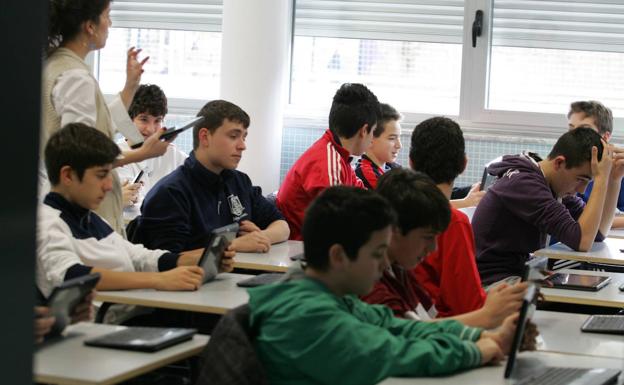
[277,83,380,240]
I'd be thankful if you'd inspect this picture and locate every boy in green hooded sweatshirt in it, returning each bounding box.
[247,186,516,385]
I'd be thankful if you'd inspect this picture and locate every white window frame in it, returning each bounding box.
[94,0,223,115]
[286,0,623,142]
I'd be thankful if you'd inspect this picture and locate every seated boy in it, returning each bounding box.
[36,123,233,301]
[277,83,379,240]
[249,186,516,384]
[117,84,188,220]
[472,127,624,285]
[408,117,522,317]
[355,103,402,189]
[364,167,524,330]
[134,100,289,253]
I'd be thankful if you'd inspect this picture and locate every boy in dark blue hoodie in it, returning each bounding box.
[134,100,289,253]
[472,127,624,285]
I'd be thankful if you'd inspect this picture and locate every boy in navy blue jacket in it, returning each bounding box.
[134,100,290,253]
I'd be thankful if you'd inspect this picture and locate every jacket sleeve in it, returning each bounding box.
[435,218,487,316]
[495,173,582,249]
[256,298,482,385]
[117,232,177,273]
[250,184,285,230]
[36,206,89,297]
[137,185,192,253]
[562,195,604,242]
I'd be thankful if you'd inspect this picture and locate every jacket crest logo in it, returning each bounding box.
[227,194,247,220]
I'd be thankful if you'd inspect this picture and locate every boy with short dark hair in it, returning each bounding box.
[363,168,524,329]
[408,117,487,316]
[117,84,188,219]
[355,103,402,189]
[473,127,624,285]
[37,123,227,301]
[249,186,516,385]
[277,83,380,240]
[134,100,289,253]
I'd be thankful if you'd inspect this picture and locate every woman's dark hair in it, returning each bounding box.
[47,0,111,55]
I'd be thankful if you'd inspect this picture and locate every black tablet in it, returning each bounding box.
[480,167,497,191]
[159,116,204,141]
[47,273,100,326]
[197,223,239,283]
[543,272,611,291]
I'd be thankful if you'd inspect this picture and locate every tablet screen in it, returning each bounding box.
[199,235,228,283]
[544,273,610,289]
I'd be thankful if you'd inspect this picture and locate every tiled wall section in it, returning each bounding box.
[167,114,555,188]
[279,125,555,187]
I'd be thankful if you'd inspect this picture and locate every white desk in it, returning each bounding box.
[534,310,624,359]
[34,322,208,385]
[534,237,624,266]
[95,273,251,315]
[609,228,624,239]
[234,240,303,272]
[378,352,624,384]
[540,269,624,308]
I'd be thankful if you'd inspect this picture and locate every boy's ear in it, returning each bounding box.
[358,124,370,139]
[197,127,212,148]
[58,165,75,186]
[552,155,567,171]
[328,243,348,270]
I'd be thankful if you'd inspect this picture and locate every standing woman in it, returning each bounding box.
[42,0,169,235]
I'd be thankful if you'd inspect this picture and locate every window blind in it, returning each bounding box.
[110,0,222,32]
[294,0,464,44]
[493,0,624,53]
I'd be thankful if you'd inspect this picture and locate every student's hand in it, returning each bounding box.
[219,246,236,273]
[156,266,204,291]
[34,306,56,344]
[238,220,262,236]
[70,290,95,323]
[481,312,519,355]
[592,141,613,181]
[464,183,486,207]
[231,231,271,253]
[609,145,624,181]
[481,282,527,328]
[121,179,141,207]
[476,338,504,365]
[138,128,170,160]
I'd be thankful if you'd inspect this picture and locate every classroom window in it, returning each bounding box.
[486,0,624,117]
[98,28,222,100]
[97,0,222,103]
[291,0,623,133]
[291,0,465,115]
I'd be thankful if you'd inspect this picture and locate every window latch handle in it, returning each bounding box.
[472,10,483,48]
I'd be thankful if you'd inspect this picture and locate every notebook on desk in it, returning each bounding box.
[84,326,196,352]
[504,285,621,385]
